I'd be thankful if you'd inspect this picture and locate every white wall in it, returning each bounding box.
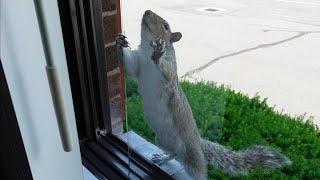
[0,0,84,179]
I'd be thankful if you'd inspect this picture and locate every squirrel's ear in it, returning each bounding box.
[170,32,182,43]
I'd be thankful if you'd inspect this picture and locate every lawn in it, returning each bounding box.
[125,77,320,179]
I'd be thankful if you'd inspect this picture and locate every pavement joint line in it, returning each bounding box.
[182,30,320,78]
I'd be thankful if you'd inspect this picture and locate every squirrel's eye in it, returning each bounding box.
[163,23,169,30]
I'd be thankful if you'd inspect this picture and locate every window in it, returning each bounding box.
[57,0,173,179]
[119,1,320,179]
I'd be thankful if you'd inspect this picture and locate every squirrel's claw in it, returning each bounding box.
[116,33,129,48]
[117,33,127,39]
[151,38,166,64]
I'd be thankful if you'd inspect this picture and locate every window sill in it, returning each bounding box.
[118,131,192,179]
[81,131,192,179]
[81,131,177,179]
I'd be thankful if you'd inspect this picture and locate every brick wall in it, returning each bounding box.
[101,0,125,135]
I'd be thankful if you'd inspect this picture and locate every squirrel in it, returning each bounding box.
[117,10,291,180]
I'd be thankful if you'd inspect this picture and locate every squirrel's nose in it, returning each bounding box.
[144,10,152,16]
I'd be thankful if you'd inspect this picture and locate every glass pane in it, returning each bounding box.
[121,0,320,179]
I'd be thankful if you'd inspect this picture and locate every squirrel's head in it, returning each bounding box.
[141,10,182,45]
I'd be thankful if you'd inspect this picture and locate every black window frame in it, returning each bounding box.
[57,0,174,179]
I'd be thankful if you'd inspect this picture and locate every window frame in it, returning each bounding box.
[57,0,174,179]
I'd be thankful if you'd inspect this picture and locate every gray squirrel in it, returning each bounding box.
[117,10,291,180]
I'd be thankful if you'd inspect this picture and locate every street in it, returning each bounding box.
[121,0,320,126]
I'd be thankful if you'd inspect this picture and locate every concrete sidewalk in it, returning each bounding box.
[121,0,320,127]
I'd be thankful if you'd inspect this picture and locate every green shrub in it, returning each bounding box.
[125,77,320,179]
[125,76,139,97]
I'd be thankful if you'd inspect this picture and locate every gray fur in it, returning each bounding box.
[118,10,291,180]
[201,139,291,174]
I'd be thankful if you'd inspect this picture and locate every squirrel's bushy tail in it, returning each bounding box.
[201,139,291,174]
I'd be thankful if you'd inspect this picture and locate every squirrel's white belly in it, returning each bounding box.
[138,60,182,150]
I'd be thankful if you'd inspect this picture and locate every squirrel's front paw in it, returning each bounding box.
[116,33,129,48]
[150,38,166,64]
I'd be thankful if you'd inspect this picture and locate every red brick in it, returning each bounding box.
[101,0,116,12]
[103,15,117,44]
[107,70,121,98]
[101,0,124,134]
[109,96,121,121]
[105,45,118,72]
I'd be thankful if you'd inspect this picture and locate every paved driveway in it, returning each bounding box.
[122,0,320,126]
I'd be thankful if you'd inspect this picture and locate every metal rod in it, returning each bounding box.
[33,0,73,152]
[33,0,53,67]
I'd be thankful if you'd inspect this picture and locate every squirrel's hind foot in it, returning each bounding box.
[151,152,172,165]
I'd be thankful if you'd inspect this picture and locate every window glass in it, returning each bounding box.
[120,0,320,179]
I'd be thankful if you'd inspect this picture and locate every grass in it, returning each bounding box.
[125,77,320,179]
